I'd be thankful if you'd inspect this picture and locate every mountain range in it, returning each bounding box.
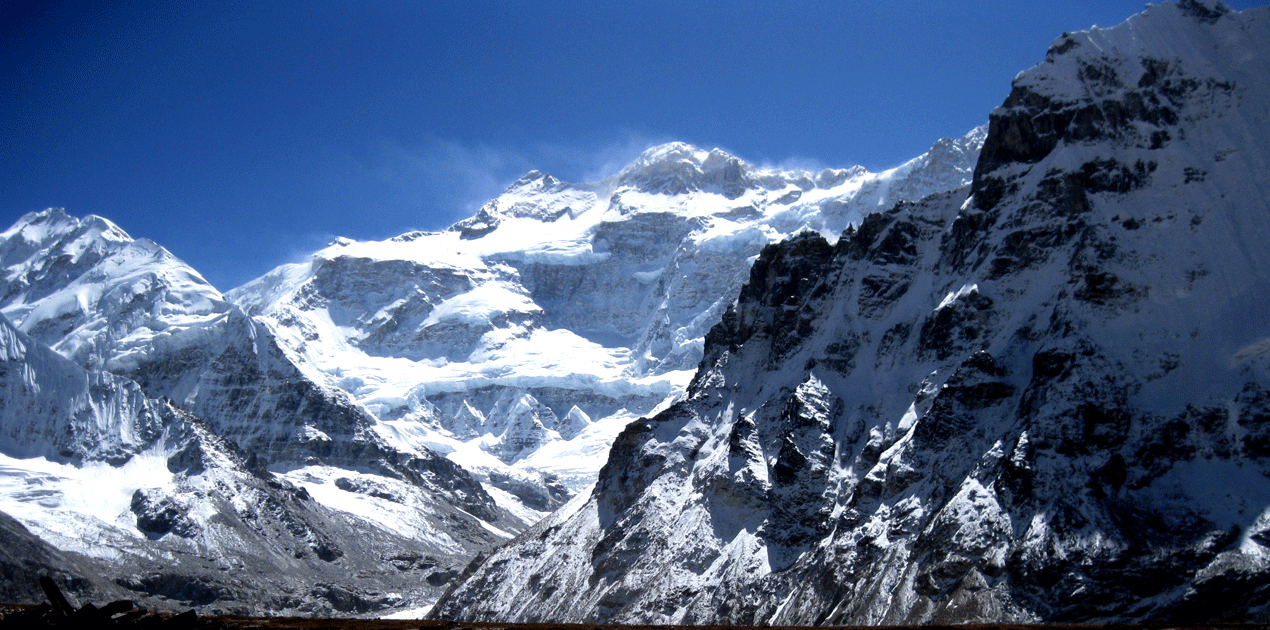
[1,0,1267,622]
[0,59,981,619]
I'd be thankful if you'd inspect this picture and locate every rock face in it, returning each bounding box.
[0,509,131,607]
[228,129,984,513]
[0,312,162,464]
[431,1,1270,624]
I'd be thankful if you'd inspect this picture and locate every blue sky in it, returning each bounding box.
[3,1,1262,291]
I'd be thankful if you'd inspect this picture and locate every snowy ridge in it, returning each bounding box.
[228,128,985,511]
[0,208,229,373]
[0,209,514,508]
[0,303,512,614]
[432,1,1270,624]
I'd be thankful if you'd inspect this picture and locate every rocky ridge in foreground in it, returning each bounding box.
[431,1,1270,624]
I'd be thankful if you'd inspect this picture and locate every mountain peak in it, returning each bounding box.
[505,169,565,194]
[2,207,129,247]
[618,142,754,198]
[1178,0,1233,22]
[621,142,748,176]
[626,142,710,169]
[974,0,1269,210]
[431,2,1270,625]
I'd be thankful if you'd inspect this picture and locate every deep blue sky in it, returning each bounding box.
[3,1,1263,291]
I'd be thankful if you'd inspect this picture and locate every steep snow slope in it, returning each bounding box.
[0,210,477,483]
[0,208,517,516]
[432,1,1270,624]
[229,130,984,511]
[0,209,227,373]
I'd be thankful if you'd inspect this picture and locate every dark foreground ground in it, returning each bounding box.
[2,582,1266,630]
[2,603,1268,630]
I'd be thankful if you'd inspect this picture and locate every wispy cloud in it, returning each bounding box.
[533,130,677,183]
[369,137,538,222]
[758,154,835,174]
[353,131,680,231]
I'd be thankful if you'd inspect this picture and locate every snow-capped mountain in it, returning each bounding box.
[432,0,1270,624]
[0,209,478,483]
[0,210,527,613]
[228,128,983,513]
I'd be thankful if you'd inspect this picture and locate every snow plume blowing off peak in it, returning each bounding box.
[432,2,1270,625]
[615,142,750,197]
[613,141,869,199]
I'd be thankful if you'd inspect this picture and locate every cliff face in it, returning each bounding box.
[432,1,1270,624]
